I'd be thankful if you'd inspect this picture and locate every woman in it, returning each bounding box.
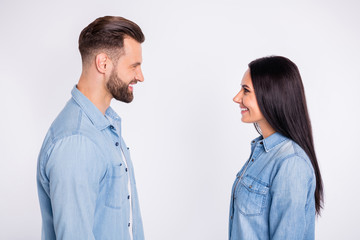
[229,56,323,240]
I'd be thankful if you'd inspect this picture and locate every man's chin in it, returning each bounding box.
[113,95,134,103]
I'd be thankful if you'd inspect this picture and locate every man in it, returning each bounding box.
[37,16,145,240]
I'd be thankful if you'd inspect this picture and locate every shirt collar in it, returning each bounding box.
[71,85,120,130]
[251,132,288,153]
[105,106,121,123]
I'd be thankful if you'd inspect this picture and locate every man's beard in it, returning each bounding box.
[106,69,134,103]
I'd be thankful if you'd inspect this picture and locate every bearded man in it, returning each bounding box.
[37,16,145,240]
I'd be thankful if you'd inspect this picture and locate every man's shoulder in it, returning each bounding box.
[38,98,106,164]
[49,99,80,136]
[48,98,96,143]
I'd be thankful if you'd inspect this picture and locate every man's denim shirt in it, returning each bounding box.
[229,132,316,240]
[37,86,144,240]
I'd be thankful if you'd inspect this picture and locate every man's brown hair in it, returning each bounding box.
[78,16,145,65]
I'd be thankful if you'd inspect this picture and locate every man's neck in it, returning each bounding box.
[77,75,112,115]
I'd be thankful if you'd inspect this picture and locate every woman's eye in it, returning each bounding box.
[244,88,249,93]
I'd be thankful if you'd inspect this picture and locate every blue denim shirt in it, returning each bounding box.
[229,132,316,240]
[37,86,144,240]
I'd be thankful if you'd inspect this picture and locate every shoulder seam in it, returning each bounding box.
[290,141,314,171]
[74,109,83,134]
[45,134,104,161]
[279,152,314,175]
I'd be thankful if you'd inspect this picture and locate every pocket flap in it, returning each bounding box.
[241,175,269,195]
[109,164,125,178]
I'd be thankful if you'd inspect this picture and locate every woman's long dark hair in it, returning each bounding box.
[249,56,323,215]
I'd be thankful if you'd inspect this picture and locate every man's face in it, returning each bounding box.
[106,37,144,103]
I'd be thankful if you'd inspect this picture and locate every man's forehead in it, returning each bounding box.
[123,38,141,50]
[122,39,141,57]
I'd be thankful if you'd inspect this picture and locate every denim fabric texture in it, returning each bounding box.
[37,86,144,240]
[229,132,316,240]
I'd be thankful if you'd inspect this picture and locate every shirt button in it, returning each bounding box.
[260,141,263,145]
[128,223,131,227]
[249,185,252,188]
[252,140,255,143]
[128,195,130,199]
[115,142,119,146]
[110,125,114,130]
[251,158,254,162]
[125,168,128,172]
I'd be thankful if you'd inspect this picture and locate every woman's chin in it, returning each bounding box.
[241,117,252,123]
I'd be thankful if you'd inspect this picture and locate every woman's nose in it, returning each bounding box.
[233,90,242,103]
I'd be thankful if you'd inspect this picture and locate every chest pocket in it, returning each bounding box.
[235,175,269,216]
[105,163,128,209]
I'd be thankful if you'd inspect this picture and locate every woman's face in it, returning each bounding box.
[233,69,265,124]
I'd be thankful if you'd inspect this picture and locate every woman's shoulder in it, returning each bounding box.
[273,139,315,178]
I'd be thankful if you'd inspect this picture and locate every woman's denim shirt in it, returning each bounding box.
[229,132,316,240]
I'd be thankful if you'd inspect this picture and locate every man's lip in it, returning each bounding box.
[128,81,137,89]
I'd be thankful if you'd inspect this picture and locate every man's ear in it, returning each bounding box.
[95,53,111,74]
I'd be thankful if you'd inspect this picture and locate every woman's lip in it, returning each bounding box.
[240,106,249,114]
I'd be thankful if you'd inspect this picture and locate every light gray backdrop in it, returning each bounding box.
[1,0,359,239]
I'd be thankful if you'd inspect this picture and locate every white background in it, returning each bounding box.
[0,0,359,239]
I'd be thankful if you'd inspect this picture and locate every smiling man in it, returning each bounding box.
[37,16,145,240]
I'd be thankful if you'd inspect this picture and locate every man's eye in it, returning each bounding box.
[244,88,249,93]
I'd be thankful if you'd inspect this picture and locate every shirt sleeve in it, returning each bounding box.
[269,155,314,240]
[45,135,106,240]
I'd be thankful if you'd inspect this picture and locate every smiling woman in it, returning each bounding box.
[230,56,323,240]
[233,69,275,139]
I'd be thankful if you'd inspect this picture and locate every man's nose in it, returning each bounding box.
[136,68,144,82]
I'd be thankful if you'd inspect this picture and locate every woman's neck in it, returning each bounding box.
[258,120,276,139]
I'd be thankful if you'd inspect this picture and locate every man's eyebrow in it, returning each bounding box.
[131,62,141,67]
